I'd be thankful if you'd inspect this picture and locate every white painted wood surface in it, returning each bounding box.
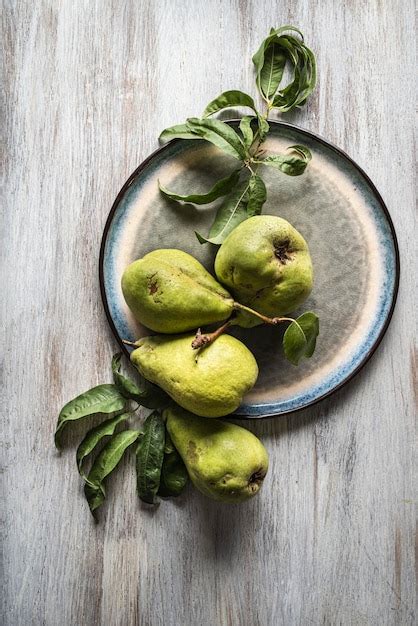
[2,1,416,624]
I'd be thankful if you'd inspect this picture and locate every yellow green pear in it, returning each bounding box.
[215,215,313,327]
[130,333,258,418]
[121,249,234,333]
[165,406,269,503]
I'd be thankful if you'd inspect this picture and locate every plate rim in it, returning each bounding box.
[99,120,400,419]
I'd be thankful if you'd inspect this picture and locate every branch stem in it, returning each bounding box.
[233,302,294,326]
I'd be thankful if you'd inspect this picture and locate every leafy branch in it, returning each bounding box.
[54,354,188,519]
[158,25,316,244]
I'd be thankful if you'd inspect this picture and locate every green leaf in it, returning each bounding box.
[54,384,126,450]
[271,35,317,112]
[297,312,319,358]
[158,169,241,205]
[202,91,268,141]
[112,353,144,399]
[252,26,316,112]
[279,41,313,110]
[159,123,201,142]
[186,117,247,160]
[247,175,267,216]
[84,429,140,517]
[258,117,270,139]
[84,484,105,513]
[283,312,319,365]
[195,177,251,245]
[239,116,254,149]
[287,144,312,160]
[113,353,170,409]
[252,26,301,101]
[259,40,286,99]
[76,412,130,484]
[158,434,188,498]
[203,90,258,117]
[136,411,166,504]
[258,144,312,176]
[283,321,306,365]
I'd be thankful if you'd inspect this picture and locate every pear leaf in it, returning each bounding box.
[112,353,145,399]
[283,321,307,365]
[271,35,317,112]
[247,174,267,216]
[287,144,312,160]
[203,90,258,117]
[195,177,251,245]
[186,117,247,160]
[112,353,170,409]
[239,116,254,149]
[84,429,140,518]
[297,312,320,358]
[54,384,126,450]
[76,412,131,484]
[202,91,268,140]
[259,117,270,139]
[258,38,286,99]
[159,123,201,142]
[136,411,166,504]
[258,144,312,176]
[84,483,105,514]
[252,25,301,101]
[158,433,189,498]
[158,169,241,205]
[283,312,319,365]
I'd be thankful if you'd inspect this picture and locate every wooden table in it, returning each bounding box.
[2,2,416,624]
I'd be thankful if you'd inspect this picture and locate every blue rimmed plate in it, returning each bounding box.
[99,121,399,418]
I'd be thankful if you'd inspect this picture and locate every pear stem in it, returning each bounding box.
[233,302,293,326]
[191,320,233,350]
[122,339,138,348]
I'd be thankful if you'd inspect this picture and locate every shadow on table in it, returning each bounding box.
[186,366,373,560]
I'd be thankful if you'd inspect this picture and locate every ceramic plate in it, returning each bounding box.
[99,121,399,418]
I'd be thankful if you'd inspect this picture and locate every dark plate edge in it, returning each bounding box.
[98,120,400,420]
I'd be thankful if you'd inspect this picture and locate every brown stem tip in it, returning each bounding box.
[122,339,139,348]
[191,321,233,350]
[191,329,211,349]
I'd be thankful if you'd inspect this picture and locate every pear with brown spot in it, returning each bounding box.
[165,406,269,503]
[214,215,313,327]
[121,249,234,333]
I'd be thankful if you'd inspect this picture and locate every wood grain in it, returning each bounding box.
[1,1,416,625]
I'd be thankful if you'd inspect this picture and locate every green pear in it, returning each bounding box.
[214,215,313,327]
[121,249,234,333]
[130,333,258,417]
[165,406,269,503]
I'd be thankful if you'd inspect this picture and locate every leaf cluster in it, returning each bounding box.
[252,26,316,111]
[158,25,316,244]
[54,353,188,519]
